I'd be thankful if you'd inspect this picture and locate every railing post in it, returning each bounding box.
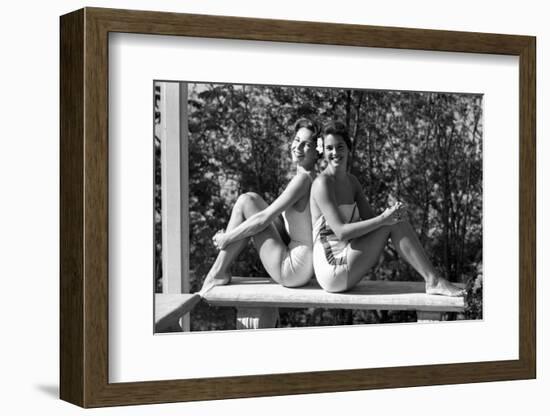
[158,82,190,331]
[236,307,279,329]
[416,310,444,322]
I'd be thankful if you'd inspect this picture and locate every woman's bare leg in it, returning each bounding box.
[346,226,392,289]
[388,221,464,296]
[202,192,287,289]
[202,193,252,288]
[346,221,464,296]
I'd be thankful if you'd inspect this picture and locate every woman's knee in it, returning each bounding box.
[236,192,260,211]
[244,191,262,199]
[237,191,263,207]
[391,219,412,230]
[388,220,415,237]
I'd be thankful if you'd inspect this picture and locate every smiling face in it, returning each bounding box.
[323,133,349,170]
[290,127,317,169]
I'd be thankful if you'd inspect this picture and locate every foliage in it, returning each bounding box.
[154,83,483,329]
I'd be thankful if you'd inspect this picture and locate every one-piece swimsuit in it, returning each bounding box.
[312,203,360,292]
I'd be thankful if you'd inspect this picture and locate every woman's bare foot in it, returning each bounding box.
[426,277,465,297]
[200,272,232,294]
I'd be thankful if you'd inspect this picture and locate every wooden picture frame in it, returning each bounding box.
[60,7,536,408]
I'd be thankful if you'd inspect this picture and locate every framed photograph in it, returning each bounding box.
[60,7,536,407]
[153,79,479,333]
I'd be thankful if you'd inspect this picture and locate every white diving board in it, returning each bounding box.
[155,277,466,331]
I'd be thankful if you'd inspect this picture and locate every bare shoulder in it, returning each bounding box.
[289,171,314,190]
[296,171,314,184]
[312,173,334,192]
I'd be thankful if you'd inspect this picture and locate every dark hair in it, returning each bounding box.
[293,117,318,137]
[322,121,352,150]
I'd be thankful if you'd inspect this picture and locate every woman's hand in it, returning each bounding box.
[212,230,228,250]
[381,202,407,226]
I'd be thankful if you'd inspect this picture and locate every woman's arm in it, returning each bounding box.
[312,175,402,241]
[216,173,311,248]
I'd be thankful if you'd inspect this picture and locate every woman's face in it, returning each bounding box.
[290,127,317,169]
[323,134,349,169]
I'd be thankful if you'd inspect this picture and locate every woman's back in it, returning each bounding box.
[283,202,312,246]
[283,173,313,246]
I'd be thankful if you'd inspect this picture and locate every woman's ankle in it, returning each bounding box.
[424,274,439,287]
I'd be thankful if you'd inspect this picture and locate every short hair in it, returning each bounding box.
[293,117,318,137]
[322,121,352,150]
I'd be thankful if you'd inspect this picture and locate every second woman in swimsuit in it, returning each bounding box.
[201,118,320,292]
[310,121,464,296]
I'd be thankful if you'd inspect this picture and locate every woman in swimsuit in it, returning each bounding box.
[201,118,320,292]
[310,121,464,296]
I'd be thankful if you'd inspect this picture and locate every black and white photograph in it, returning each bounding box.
[5,0,543,412]
[153,81,483,333]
